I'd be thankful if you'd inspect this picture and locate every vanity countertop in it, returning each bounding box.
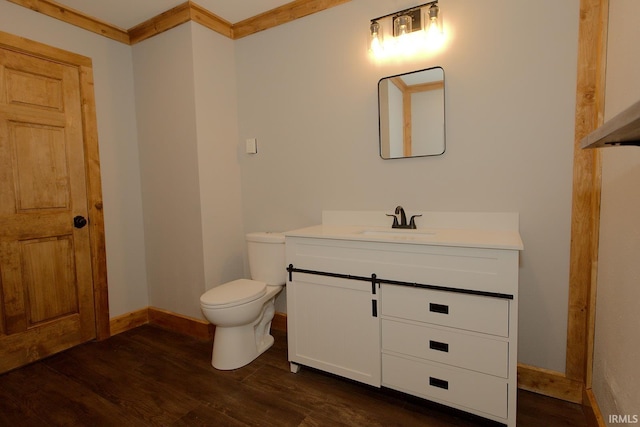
[285,224,523,251]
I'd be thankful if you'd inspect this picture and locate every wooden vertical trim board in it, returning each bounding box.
[566,0,607,384]
[5,0,130,44]
[584,1,608,390]
[402,90,412,156]
[78,63,111,340]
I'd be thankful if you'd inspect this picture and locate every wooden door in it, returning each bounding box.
[0,45,98,373]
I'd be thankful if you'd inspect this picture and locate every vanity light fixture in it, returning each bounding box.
[369,1,444,58]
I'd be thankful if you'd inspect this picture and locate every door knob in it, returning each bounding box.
[73,215,88,229]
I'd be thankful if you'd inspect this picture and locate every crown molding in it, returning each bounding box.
[8,0,351,45]
[128,1,194,45]
[7,0,130,44]
[232,0,351,39]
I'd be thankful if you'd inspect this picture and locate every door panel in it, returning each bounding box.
[5,66,64,111]
[22,237,79,325]
[11,123,69,211]
[0,46,96,373]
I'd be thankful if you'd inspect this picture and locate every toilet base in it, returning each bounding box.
[210,291,280,370]
[211,325,275,370]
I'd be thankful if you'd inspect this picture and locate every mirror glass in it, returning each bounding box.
[378,67,445,159]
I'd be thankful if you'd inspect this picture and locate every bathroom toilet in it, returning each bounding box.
[200,232,285,370]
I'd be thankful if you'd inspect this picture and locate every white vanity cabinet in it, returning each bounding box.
[286,270,381,387]
[380,285,514,422]
[285,213,522,427]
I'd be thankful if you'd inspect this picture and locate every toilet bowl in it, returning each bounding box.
[200,232,285,370]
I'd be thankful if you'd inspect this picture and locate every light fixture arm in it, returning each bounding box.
[369,0,438,24]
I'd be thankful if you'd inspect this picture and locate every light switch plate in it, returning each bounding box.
[245,138,257,154]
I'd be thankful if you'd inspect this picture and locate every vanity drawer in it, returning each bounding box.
[382,353,508,420]
[381,284,510,337]
[382,319,509,378]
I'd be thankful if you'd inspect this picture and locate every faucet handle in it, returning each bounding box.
[409,214,422,229]
[386,214,399,228]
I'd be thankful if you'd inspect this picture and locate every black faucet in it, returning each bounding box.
[387,206,422,229]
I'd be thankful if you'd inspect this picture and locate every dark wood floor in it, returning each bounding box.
[0,325,589,426]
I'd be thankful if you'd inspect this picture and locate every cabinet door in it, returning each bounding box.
[287,272,380,387]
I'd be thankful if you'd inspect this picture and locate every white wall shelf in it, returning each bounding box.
[581,99,640,148]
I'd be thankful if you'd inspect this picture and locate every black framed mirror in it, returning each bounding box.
[378,66,445,159]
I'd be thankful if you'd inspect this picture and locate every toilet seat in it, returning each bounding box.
[200,279,267,309]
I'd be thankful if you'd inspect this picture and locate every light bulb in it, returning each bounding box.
[369,21,384,56]
[427,4,441,36]
[394,15,412,37]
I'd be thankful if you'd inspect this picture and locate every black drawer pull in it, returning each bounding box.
[429,303,449,314]
[429,377,449,390]
[429,340,449,352]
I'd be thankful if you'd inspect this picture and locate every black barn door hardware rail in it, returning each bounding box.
[286,264,513,300]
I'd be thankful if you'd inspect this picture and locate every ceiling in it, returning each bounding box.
[52,0,294,30]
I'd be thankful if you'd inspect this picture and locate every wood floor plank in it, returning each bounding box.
[171,403,251,427]
[43,336,202,425]
[0,362,147,426]
[517,388,588,426]
[0,324,589,427]
[0,383,50,427]
[132,344,310,426]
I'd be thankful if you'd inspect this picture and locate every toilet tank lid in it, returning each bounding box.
[200,279,266,307]
[246,232,285,243]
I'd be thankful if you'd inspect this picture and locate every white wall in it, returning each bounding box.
[593,0,640,422]
[191,24,246,292]
[132,24,205,319]
[0,1,149,318]
[235,0,579,372]
[132,22,245,319]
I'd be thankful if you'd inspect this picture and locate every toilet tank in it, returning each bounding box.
[246,232,286,285]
